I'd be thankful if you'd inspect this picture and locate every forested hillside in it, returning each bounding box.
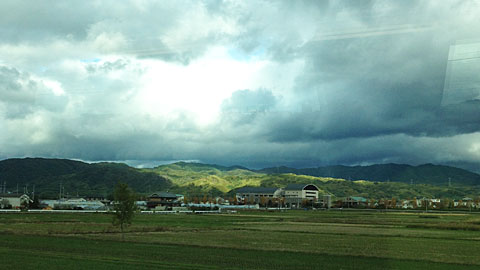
[258,163,480,186]
[1,158,480,199]
[0,158,170,198]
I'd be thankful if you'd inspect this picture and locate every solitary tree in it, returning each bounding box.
[112,182,137,239]
[260,196,267,207]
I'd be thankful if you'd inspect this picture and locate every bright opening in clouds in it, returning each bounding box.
[136,46,269,124]
[1,0,480,171]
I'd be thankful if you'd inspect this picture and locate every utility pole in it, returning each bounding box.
[32,185,35,200]
[448,177,451,187]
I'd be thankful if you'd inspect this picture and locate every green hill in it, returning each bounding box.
[143,162,263,196]
[0,158,171,199]
[1,158,480,200]
[257,163,480,186]
[146,162,480,199]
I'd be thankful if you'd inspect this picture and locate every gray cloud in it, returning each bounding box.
[2,0,480,171]
[220,89,279,126]
[233,0,480,142]
[0,66,68,118]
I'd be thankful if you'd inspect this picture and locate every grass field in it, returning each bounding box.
[1,210,480,269]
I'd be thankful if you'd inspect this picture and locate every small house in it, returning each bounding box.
[0,193,32,209]
[147,192,181,209]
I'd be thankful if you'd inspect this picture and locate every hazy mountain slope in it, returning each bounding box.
[2,159,480,200]
[257,163,480,185]
[144,162,263,193]
[256,173,478,200]
[146,162,480,199]
[0,158,171,198]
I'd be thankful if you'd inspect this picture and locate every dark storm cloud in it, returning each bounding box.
[200,0,480,170]
[228,4,480,143]
[0,1,235,64]
[2,0,480,171]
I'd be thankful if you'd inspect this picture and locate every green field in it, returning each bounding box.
[1,210,480,269]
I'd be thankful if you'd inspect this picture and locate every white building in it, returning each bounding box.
[284,184,319,200]
[235,187,282,204]
[0,193,32,209]
[41,198,105,210]
[234,183,328,208]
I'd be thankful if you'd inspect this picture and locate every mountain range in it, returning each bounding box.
[257,163,480,186]
[1,158,479,199]
[0,158,170,199]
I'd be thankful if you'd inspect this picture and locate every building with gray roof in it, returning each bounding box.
[147,192,182,209]
[234,183,330,208]
[235,186,283,205]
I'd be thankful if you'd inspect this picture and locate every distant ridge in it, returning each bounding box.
[155,161,249,171]
[257,163,480,186]
[0,158,170,198]
[2,158,480,199]
[151,161,480,198]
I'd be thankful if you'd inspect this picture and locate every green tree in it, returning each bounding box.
[260,196,267,207]
[112,182,137,239]
[369,199,376,209]
[391,198,397,209]
[29,196,41,209]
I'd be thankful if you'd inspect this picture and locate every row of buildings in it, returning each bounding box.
[337,196,480,209]
[136,184,332,210]
[1,183,329,210]
[3,183,479,211]
[234,183,332,208]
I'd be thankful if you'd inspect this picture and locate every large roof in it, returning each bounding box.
[285,184,319,191]
[0,193,28,198]
[149,192,177,199]
[235,187,279,194]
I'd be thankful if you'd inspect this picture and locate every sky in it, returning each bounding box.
[1,0,480,171]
